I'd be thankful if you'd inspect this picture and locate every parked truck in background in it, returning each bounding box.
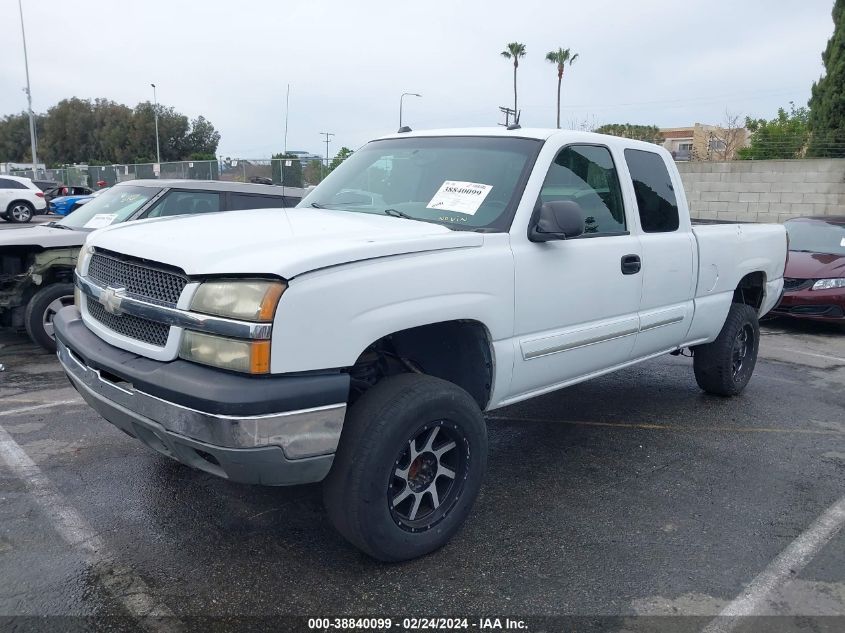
[54,128,787,561]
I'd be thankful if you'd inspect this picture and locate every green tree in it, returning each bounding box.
[808,0,845,156]
[0,112,44,162]
[10,97,221,165]
[42,98,97,164]
[737,104,809,160]
[594,123,662,143]
[303,159,324,185]
[545,48,579,129]
[500,42,527,122]
[272,152,304,187]
[186,116,221,157]
[328,147,353,173]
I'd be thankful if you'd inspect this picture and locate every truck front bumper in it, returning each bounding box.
[54,307,349,485]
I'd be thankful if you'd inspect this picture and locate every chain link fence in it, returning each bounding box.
[6,157,342,189]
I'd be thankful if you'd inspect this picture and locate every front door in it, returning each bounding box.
[508,144,643,401]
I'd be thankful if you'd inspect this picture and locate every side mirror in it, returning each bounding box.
[528,200,585,242]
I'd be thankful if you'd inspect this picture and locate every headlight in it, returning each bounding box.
[179,330,270,374]
[76,245,92,276]
[190,279,285,321]
[811,278,845,290]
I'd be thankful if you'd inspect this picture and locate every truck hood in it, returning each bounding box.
[88,208,485,277]
[0,224,86,249]
[785,250,845,279]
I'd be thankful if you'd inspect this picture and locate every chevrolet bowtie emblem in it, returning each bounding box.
[99,286,126,315]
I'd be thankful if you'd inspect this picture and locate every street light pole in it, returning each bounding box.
[17,0,38,177]
[319,131,334,179]
[151,83,161,165]
[399,92,422,130]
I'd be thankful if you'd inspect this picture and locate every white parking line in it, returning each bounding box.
[702,494,845,632]
[0,399,83,417]
[0,421,179,631]
[777,348,845,364]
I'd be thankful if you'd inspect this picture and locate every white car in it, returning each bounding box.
[0,175,48,223]
[55,128,787,561]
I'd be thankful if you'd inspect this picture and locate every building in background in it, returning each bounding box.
[1,161,46,175]
[285,150,323,165]
[660,124,750,161]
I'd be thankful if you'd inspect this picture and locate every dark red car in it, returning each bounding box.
[772,216,845,323]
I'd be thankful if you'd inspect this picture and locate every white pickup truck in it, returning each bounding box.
[54,128,787,561]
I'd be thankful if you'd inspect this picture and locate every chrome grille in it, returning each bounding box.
[783,277,814,292]
[87,252,188,306]
[86,296,169,347]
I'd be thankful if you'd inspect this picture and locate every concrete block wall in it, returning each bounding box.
[676,159,845,223]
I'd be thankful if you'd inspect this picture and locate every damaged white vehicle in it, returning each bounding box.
[54,128,787,560]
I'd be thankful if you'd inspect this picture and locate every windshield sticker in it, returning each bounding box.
[83,214,118,229]
[841,237,845,247]
[426,180,492,216]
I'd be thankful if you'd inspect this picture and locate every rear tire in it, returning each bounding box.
[323,373,487,562]
[24,283,75,352]
[7,201,34,223]
[693,303,760,396]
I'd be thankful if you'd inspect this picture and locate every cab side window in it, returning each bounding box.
[146,191,221,218]
[539,145,626,236]
[624,149,680,233]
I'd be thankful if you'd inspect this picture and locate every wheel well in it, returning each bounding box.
[7,199,35,211]
[347,320,494,409]
[733,271,766,310]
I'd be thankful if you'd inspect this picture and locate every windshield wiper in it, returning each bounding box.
[46,222,72,230]
[383,208,414,219]
[310,202,325,209]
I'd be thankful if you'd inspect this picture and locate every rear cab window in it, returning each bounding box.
[624,149,680,233]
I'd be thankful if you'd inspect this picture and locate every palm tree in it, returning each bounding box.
[501,42,527,122]
[545,48,579,129]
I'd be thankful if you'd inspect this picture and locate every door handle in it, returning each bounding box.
[621,254,641,275]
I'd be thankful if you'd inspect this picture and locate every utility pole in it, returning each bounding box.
[151,83,161,165]
[18,0,38,177]
[399,92,421,131]
[283,83,290,155]
[320,131,334,179]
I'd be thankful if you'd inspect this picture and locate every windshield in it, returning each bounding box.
[58,184,160,230]
[299,136,542,231]
[785,219,845,256]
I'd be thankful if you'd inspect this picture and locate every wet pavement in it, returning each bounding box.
[0,316,843,630]
[0,214,52,229]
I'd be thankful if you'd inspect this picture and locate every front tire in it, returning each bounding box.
[693,303,760,396]
[24,283,75,352]
[323,373,487,562]
[7,201,34,223]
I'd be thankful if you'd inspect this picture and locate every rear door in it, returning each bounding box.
[623,149,696,359]
[509,143,643,399]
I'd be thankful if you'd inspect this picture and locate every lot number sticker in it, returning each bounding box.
[426,181,492,215]
[83,214,118,229]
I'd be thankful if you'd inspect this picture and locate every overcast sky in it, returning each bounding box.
[0,0,835,159]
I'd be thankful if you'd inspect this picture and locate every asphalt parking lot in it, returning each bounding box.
[0,317,843,631]
[0,214,52,229]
